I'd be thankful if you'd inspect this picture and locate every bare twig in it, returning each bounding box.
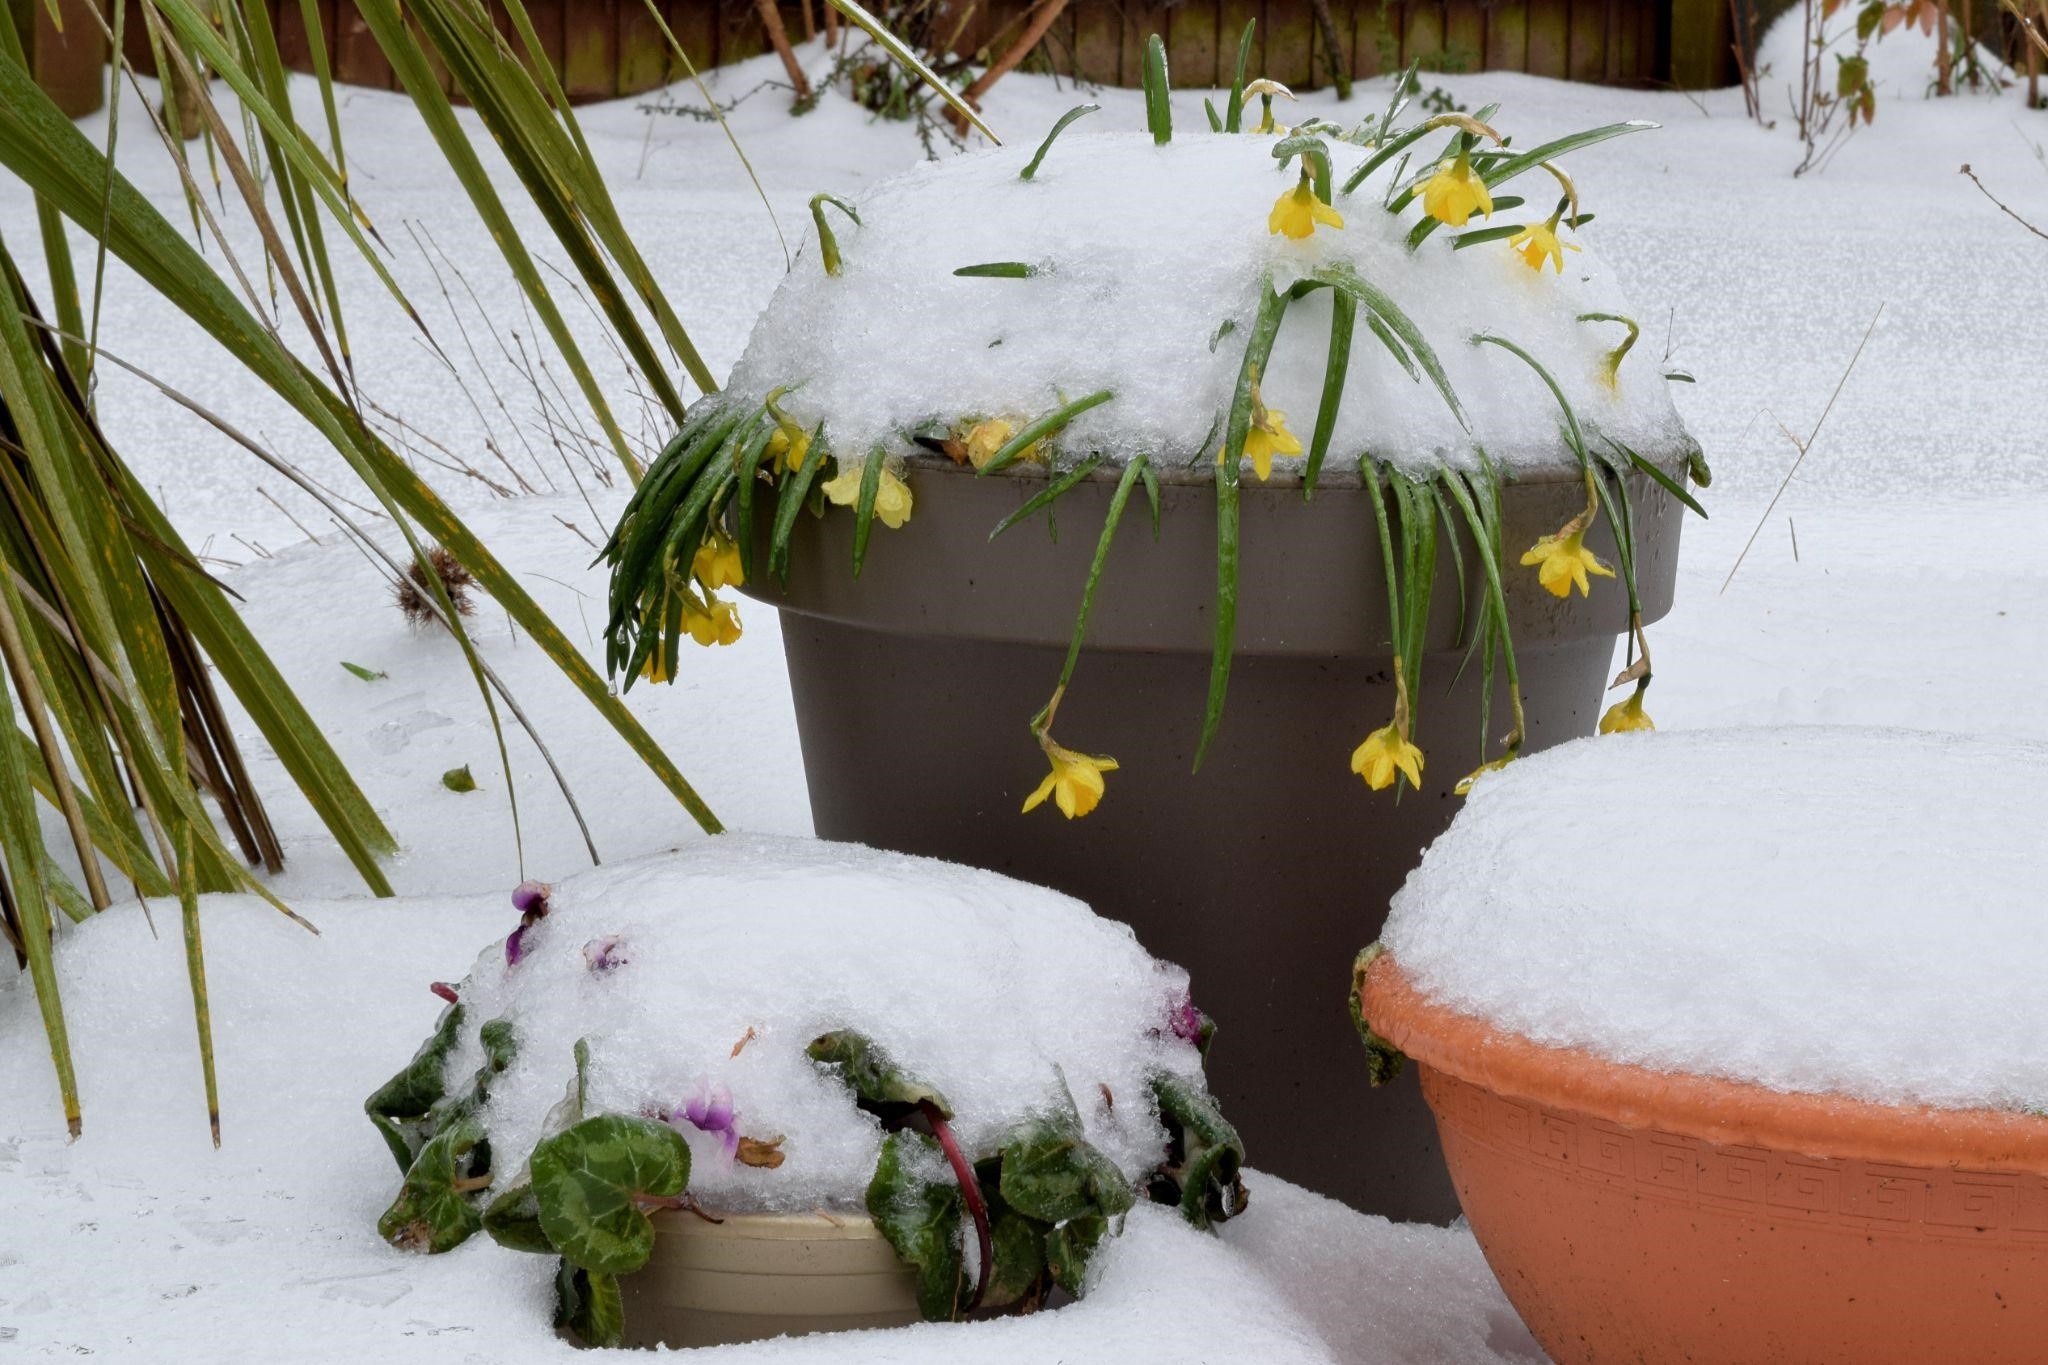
[1960,162,2048,241]
[1722,303,1884,594]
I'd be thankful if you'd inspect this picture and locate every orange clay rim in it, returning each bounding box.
[1357,951,2048,1173]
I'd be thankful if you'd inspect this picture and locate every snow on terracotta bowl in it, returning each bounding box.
[362,834,1245,1349]
[1352,727,2048,1365]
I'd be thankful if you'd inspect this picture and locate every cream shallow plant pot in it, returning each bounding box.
[615,1210,922,1349]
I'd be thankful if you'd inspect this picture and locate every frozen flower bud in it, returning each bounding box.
[583,935,628,974]
[511,880,551,916]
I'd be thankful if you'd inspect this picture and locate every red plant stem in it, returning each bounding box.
[920,1101,991,1312]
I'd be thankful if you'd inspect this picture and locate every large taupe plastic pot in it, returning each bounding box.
[617,1210,922,1349]
[741,454,1684,1221]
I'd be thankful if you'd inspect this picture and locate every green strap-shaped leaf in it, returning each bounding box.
[530,1114,691,1277]
[1142,34,1171,144]
[1021,104,1098,180]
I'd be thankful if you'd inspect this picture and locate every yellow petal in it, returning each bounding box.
[1021,770,1059,813]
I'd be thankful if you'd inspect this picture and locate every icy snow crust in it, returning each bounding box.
[726,130,1690,477]
[1384,727,2048,1114]
[441,833,1205,1211]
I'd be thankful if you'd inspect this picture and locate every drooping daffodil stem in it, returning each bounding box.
[808,193,860,276]
[1272,133,1334,204]
[1578,312,1639,389]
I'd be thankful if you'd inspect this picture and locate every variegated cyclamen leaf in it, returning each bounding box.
[807,1030,953,1121]
[378,1116,486,1254]
[364,1003,465,1122]
[998,1118,1136,1226]
[1044,1212,1109,1296]
[482,1180,553,1255]
[530,1115,691,1277]
[978,1194,1049,1310]
[864,1130,964,1322]
[554,1260,625,1348]
[1150,1073,1248,1230]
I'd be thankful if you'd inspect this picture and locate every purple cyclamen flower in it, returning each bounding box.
[670,1081,740,1160]
[1169,996,1205,1043]
[583,935,627,974]
[505,880,553,965]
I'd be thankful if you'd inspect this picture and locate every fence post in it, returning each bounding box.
[1665,0,1726,88]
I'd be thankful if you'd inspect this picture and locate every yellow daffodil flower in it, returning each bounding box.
[765,424,811,475]
[1243,79,1295,135]
[693,533,744,591]
[1599,689,1655,734]
[1269,177,1344,240]
[1421,153,1493,227]
[1351,723,1424,792]
[682,597,743,647]
[640,647,671,683]
[821,462,915,529]
[959,418,1039,470]
[1022,740,1119,819]
[1519,529,1614,598]
[1453,751,1517,795]
[1214,383,1302,481]
[1507,215,1581,274]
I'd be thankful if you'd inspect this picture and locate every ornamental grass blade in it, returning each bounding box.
[176,824,221,1146]
[826,0,1000,144]
[1303,292,1354,499]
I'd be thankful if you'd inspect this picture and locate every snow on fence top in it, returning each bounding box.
[1382,728,2048,1114]
[442,835,1208,1211]
[726,128,1691,477]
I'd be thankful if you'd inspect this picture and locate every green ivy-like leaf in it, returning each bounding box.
[807,1030,953,1122]
[530,1114,691,1277]
[1150,1073,1247,1230]
[998,1118,1136,1226]
[482,1180,553,1254]
[865,1130,964,1322]
[554,1259,625,1348]
[377,1116,486,1253]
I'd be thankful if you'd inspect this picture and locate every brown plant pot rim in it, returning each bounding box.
[1357,952,2048,1173]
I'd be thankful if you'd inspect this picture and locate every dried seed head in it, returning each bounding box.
[394,545,478,628]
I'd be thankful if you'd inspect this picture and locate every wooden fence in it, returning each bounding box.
[41,0,1739,115]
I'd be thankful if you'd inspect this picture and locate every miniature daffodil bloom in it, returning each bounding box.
[1508,213,1581,274]
[1218,385,1303,481]
[1599,689,1655,734]
[640,646,671,683]
[821,462,915,529]
[1243,79,1295,135]
[765,425,811,475]
[1269,175,1344,240]
[1351,722,1424,792]
[1519,528,1614,598]
[1022,740,1120,819]
[1421,153,1493,227]
[692,533,744,591]
[960,418,1039,470]
[1453,751,1517,795]
[682,597,743,647]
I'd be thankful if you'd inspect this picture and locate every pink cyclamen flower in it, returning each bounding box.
[670,1081,740,1161]
[1170,996,1205,1043]
[583,935,627,974]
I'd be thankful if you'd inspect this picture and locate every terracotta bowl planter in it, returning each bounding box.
[616,1210,921,1349]
[1354,952,2048,1364]
[742,454,1684,1220]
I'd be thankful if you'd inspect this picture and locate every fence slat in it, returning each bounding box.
[1443,0,1483,72]
[1525,0,1567,76]
[1216,0,1263,83]
[1403,0,1444,69]
[1263,0,1315,85]
[1567,0,1602,81]
[1167,0,1222,89]
[617,0,669,94]
[562,0,618,95]
[1486,0,1528,71]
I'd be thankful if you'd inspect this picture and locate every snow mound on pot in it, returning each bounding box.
[1382,727,2048,1114]
[726,129,1690,477]
[440,834,1207,1211]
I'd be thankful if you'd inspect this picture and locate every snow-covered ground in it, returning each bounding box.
[2,8,2046,1361]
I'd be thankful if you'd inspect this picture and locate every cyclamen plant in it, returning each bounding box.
[365,884,1246,1347]
[601,28,1706,825]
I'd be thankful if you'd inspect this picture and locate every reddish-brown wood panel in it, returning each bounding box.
[1485,0,1528,70]
[664,0,720,71]
[617,0,671,93]
[1167,0,1222,89]
[719,0,766,64]
[1353,0,1395,79]
[1525,0,1568,76]
[562,0,617,95]
[1069,0,1119,82]
[1216,0,1262,84]
[334,0,396,90]
[1120,0,1171,86]
[1566,0,1604,80]
[1262,0,1315,85]
[1403,0,1444,68]
[26,0,107,116]
[1442,0,1483,71]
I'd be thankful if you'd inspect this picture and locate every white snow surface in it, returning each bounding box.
[727,129,1690,476]
[1384,727,2048,1114]
[443,834,1204,1210]
[0,861,1535,1364]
